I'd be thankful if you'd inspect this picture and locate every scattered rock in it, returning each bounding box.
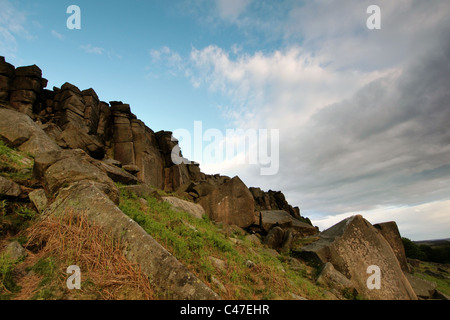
[245,260,256,268]
[0,176,22,197]
[28,188,48,213]
[245,234,261,245]
[211,276,227,295]
[208,256,228,272]
[5,241,27,261]
[289,292,308,300]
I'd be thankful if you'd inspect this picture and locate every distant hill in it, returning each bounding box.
[414,239,450,248]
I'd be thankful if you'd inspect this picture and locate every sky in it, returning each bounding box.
[1,0,449,240]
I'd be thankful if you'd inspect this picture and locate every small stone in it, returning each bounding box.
[6,241,27,261]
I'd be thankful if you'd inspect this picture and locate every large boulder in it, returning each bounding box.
[0,108,60,155]
[374,221,410,273]
[47,180,220,300]
[33,149,119,204]
[299,215,417,300]
[198,176,255,228]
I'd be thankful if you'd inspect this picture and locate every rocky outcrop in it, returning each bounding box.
[250,187,311,224]
[299,215,417,300]
[2,57,294,234]
[260,210,317,236]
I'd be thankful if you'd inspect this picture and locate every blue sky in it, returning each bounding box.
[1,0,450,240]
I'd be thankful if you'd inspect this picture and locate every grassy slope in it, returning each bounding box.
[412,261,450,296]
[119,188,327,300]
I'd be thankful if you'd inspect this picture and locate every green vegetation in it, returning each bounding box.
[402,237,450,263]
[119,189,326,300]
[412,260,450,296]
[0,140,34,184]
[0,253,22,300]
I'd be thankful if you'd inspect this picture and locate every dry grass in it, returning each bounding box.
[23,210,155,300]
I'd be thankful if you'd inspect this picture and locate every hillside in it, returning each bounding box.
[0,57,448,300]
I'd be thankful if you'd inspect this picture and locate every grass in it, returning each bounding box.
[20,210,155,300]
[412,261,450,296]
[0,140,34,184]
[0,253,22,299]
[119,189,326,300]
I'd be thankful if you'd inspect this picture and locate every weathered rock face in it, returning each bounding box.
[260,210,318,236]
[8,65,45,117]
[374,221,410,273]
[33,149,120,203]
[300,215,417,300]
[0,57,15,101]
[0,107,60,155]
[48,181,220,300]
[199,176,256,228]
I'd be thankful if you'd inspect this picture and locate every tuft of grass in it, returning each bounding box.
[119,189,326,300]
[23,210,155,300]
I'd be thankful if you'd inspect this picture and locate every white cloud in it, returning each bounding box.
[184,1,450,240]
[51,30,64,40]
[0,0,33,57]
[314,200,450,241]
[148,46,186,77]
[80,44,104,55]
[215,0,252,21]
